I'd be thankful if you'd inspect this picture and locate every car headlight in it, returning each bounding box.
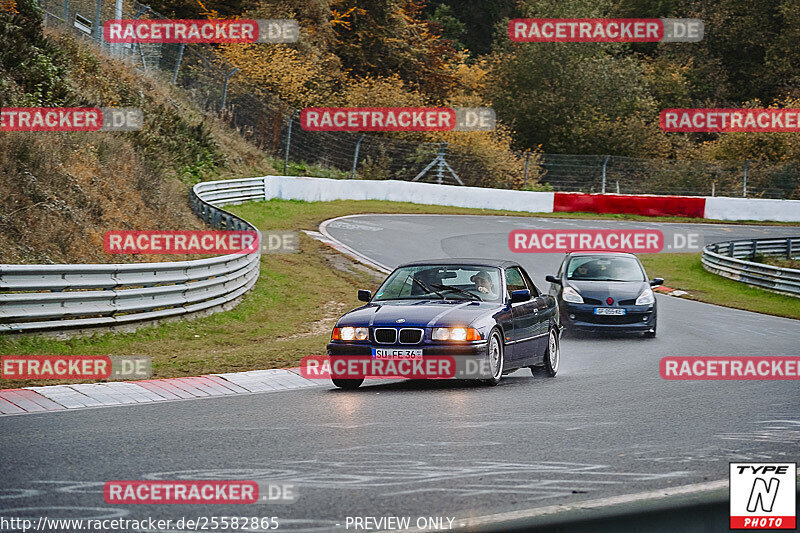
[432,327,481,341]
[562,286,584,304]
[635,287,655,305]
[331,326,369,341]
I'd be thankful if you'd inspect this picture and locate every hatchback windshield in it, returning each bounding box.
[373,265,503,302]
[567,256,645,282]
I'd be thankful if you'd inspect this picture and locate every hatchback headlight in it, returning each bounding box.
[332,326,369,341]
[562,286,584,304]
[432,327,481,341]
[635,287,655,305]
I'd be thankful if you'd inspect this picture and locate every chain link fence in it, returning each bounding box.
[36,0,800,199]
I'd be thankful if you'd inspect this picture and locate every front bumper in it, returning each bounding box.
[561,303,655,332]
[327,342,488,357]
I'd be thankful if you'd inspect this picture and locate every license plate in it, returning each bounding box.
[594,307,626,315]
[372,348,423,359]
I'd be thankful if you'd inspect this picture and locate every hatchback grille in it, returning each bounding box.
[374,328,398,344]
[398,328,423,344]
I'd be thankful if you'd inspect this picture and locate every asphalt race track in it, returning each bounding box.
[1,215,799,532]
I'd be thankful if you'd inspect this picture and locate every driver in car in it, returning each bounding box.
[471,270,498,299]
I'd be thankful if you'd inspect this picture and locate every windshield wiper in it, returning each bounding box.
[409,276,445,299]
[430,283,482,301]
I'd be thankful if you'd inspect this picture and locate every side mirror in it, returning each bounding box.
[650,278,664,287]
[545,275,562,285]
[510,289,531,303]
[357,289,372,302]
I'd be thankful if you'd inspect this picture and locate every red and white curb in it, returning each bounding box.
[0,368,321,416]
[654,285,690,297]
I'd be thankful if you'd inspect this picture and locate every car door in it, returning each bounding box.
[506,266,538,362]
[520,267,550,358]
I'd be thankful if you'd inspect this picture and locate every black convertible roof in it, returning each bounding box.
[396,258,521,269]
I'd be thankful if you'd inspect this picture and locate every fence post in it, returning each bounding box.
[220,68,239,111]
[63,0,69,28]
[601,155,610,193]
[351,134,365,179]
[743,159,750,197]
[171,43,185,84]
[283,110,299,175]
[93,0,102,43]
[616,181,620,194]
[522,151,531,188]
[711,181,715,197]
[113,0,122,55]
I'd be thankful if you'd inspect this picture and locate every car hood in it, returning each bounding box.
[567,280,648,301]
[338,299,500,328]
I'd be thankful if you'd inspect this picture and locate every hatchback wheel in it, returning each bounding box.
[332,378,363,389]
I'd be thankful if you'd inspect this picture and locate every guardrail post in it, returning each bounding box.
[751,240,757,260]
[729,242,734,256]
[787,238,793,260]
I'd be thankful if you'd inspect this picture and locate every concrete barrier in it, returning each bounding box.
[266,176,555,213]
[705,196,800,222]
[263,176,800,222]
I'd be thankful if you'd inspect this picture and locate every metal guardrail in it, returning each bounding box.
[0,177,268,333]
[702,237,800,296]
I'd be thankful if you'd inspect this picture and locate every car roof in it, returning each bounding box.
[396,258,521,269]
[566,251,638,258]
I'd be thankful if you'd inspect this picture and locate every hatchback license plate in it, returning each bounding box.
[594,308,626,315]
[372,348,423,359]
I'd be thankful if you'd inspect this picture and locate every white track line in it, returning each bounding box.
[382,479,729,532]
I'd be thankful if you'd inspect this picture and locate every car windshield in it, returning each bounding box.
[567,256,645,282]
[373,265,503,302]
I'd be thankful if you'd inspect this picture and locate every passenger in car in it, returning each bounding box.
[471,271,498,299]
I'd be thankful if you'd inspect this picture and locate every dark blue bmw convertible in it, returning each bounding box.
[327,259,562,389]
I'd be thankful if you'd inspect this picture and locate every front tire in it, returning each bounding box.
[644,317,657,338]
[332,378,363,389]
[482,329,504,386]
[543,328,559,377]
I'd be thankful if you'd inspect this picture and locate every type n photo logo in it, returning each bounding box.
[730,463,796,529]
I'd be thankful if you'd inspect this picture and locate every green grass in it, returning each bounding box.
[2,199,798,388]
[228,198,800,228]
[639,253,800,320]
